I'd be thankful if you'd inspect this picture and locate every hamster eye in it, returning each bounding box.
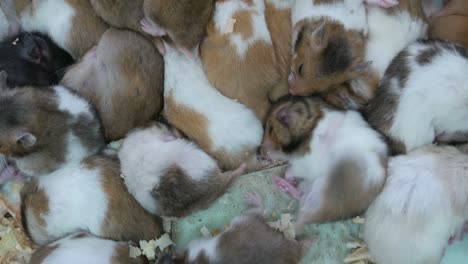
[269,126,273,135]
[298,64,304,76]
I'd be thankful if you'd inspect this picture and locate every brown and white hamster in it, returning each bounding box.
[162,42,264,171]
[118,122,246,218]
[365,39,468,154]
[141,0,215,55]
[0,32,74,88]
[61,28,164,141]
[29,232,149,264]
[158,192,312,264]
[0,73,162,245]
[262,96,387,230]
[200,0,281,122]
[364,145,468,264]
[288,0,396,109]
[16,0,108,59]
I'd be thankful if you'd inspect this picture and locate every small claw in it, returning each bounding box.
[244,191,263,208]
[273,176,303,200]
[140,18,166,37]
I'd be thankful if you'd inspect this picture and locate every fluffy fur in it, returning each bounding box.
[365,39,468,154]
[364,145,468,264]
[160,192,311,264]
[263,96,388,229]
[29,232,147,264]
[90,0,146,34]
[200,0,280,121]
[119,123,244,217]
[61,28,164,141]
[16,0,108,59]
[162,42,264,171]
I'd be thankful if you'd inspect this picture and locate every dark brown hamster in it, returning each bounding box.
[158,192,312,264]
[61,28,164,141]
[90,0,147,34]
[141,0,215,54]
[0,32,74,88]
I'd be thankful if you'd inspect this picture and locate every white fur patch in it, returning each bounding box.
[41,233,118,264]
[53,86,93,118]
[265,0,294,10]
[292,0,368,32]
[118,125,218,214]
[389,41,468,152]
[163,44,263,157]
[187,236,220,262]
[291,110,387,188]
[365,7,427,77]
[364,145,468,264]
[19,0,75,50]
[34,162,108,244]
[214,0,272,58]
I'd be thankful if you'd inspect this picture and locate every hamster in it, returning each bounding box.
[141,0,215,55]
[430,0,468,47]
[0,74,163,245]
[263,96,388,230]
[0,32,74,88]
[289,0,395,109]
[200,0,280,122]
[365,0,428,79]
[158,192,312,264]
[365,39,468,154]
[162,42,264,171]
[15,0,108,59]
[364,145,468,264]
[29,232,148,264]
[118,123,246,218]
[61,28,164,141]
[262,0,294,102]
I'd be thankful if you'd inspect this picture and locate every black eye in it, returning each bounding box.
[269,126,273,135]
[298,64,304,75]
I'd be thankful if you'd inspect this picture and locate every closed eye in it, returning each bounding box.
[298,64,304,76]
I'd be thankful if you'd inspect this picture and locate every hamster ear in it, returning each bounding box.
[350,60,372,75]
[308,22,328,52]
[277,107,291,127]
[13,130,37,148]
[0,71,8,90]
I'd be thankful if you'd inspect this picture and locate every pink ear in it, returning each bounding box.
[309,22,328,51]
[13,130,37,147]
[277,108,290,127]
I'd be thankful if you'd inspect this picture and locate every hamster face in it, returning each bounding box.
[290,21,368,96]
[263,96,323,156]
[0,32,73,88]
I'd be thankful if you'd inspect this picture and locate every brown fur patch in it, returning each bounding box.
[20,179,50,244]
[90,0,145,33]
[416,46,441,65]
[153,165,237,217]
[232,10,254,39]
[112,244,149,264]
[0,87,71,175]
[201,8,280,122]
[291,19,367,96]
[365,50,410,154]
[299,155,386,223]
[143,0,214,49]
[29,243,59,264]
[263,96,325,155]
[215,213,306,264]
[62,29,164,141]
[264,1,292,101]
[430,15,468,48]
[65,0,108,59]
[84,155,163,242]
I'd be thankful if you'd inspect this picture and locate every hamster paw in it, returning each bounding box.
[365,0,399,8]
[140,18,166,37]
[273,176,303,200]
[244,191,263,208]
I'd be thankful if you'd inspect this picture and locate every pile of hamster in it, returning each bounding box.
[0,0,467,263]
